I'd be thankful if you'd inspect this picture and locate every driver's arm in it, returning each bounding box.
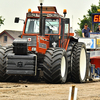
[82,33,85,38]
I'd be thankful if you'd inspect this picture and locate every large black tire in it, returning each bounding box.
[88,63,93,81]
[85,53,90,81]
[43,48,53,83]
[67,42,76,82]
[71,42,87,83]
[0,46,19,82]
[43,48,68,84]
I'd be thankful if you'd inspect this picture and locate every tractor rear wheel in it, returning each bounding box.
[85,53,90,81]
[71,42,87,83]
[88,63,93,81]
[67,42,76,82]
[0,46,19,82]
[43,48,68,83]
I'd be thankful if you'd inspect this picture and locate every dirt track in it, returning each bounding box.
[0,81,100,100]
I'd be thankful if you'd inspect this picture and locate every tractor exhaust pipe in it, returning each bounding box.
[39,0,45,36]
[39,2,43,36]
[39,1,45,36]
[42,16,45,36]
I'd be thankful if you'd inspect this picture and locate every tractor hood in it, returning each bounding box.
[22,35,49,54]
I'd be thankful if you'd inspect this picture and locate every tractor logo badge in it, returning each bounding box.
[28,38,31,41]
[52,42,57,48]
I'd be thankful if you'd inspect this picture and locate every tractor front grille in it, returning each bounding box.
[23,36,36,46]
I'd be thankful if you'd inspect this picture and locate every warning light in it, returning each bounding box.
[63,9,67,14]
[28,9,31,13]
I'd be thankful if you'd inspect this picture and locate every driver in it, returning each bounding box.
[45,26,53,34]
[96,23,100,32]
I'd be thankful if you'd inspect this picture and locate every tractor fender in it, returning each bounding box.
[70,36,79,42]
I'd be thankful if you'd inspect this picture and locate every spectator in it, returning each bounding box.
[96,23,100,32]
[82,23,90,38]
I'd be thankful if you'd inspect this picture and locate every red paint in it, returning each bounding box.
[28,38,31,41]
[90,56,100,68]
[37,36,49,54]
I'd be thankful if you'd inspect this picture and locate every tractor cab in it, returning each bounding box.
[24,6,70,35]
[25,6,60,35]
[15,6,71,54]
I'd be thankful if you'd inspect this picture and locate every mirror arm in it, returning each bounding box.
[19,19,25,24]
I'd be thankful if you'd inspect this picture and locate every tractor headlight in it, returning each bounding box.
[32,47,36,51]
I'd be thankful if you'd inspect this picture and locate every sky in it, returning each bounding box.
[0,0,99,32]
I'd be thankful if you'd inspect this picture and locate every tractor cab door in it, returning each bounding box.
[60,18,70,48]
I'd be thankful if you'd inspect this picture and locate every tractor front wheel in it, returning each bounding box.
[43,48,68,83]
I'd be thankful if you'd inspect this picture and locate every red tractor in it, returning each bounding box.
[0,3,88,83]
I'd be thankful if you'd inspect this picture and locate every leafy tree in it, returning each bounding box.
[0,16,5,26]
[78,16,91,30]
[75,29,82,37]
[76,0,100,36]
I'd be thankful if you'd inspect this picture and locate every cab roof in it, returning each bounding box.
[29,6,63,18]
[38,6,57,13]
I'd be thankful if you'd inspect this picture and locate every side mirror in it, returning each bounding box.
[14,17,19,23]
